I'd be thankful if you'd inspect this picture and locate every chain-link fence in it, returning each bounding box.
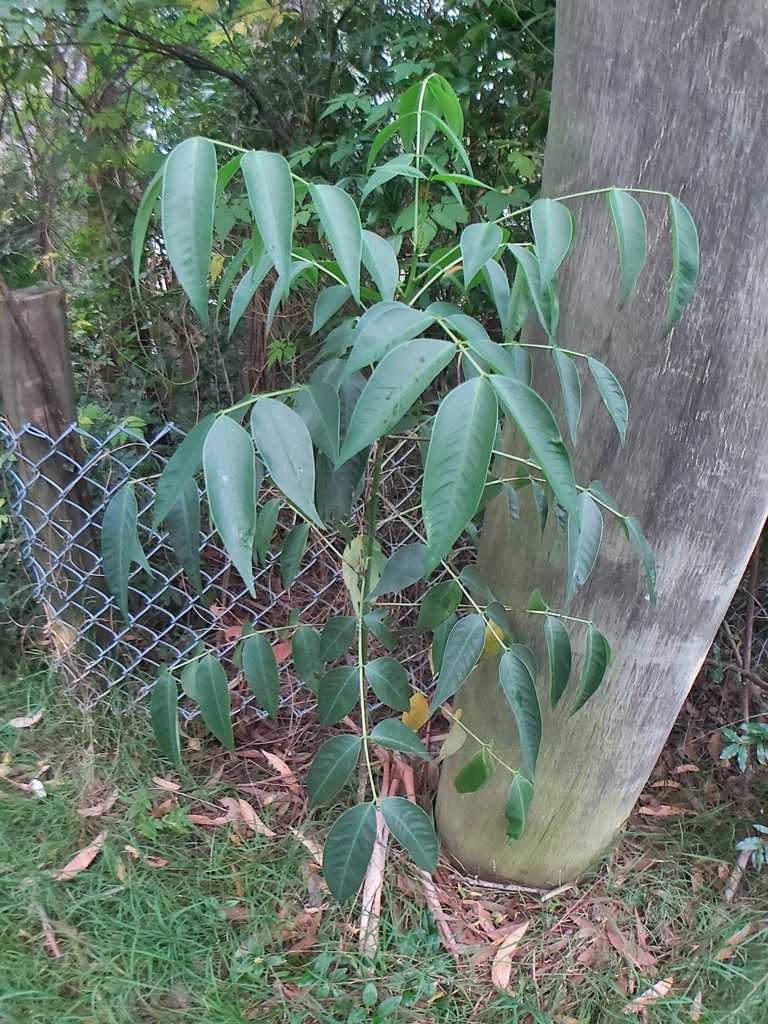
[0,418,431,714]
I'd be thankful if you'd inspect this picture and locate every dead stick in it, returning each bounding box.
[32,902,62,958]
[724,848,752,903]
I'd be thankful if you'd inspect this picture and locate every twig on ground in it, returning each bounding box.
[32,903,62,958]
[723,847,752,903]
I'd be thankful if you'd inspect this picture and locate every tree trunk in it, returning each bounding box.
[436,0,768,887]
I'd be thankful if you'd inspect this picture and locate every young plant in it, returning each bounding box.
[103,74,699,900]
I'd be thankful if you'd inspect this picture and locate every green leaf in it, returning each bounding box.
[318,666,359,727]
[216,240,252,321]
[254,497,281,566]
[339,339,455,464]
[526,588,549,612]
[427,73,464,139]
[312,284,352,334]
[132,164,163,289]
[280,522,310,589]
[152,414,215,528]
[380,796,439,871]
[545,616,571,709]
[572,625,611,713]
[241,150,294,284]
[242,634,279,720]
[530,198,574,290]
[432,612,457,675]
[565,493,603,608]
[491,376,578,518]
[460,222,503,290]
[365,658,411,712]
[623,516,657,609]
[606,189,647,307]
[667,195,699,330]
[203,416,257,597]
[506,268,535,340]
[431,614,486,712]
[483,259,510,329]
[551,349,581,444]
[345,302,437,375]
[151,669,182,770]
[321,615,357,663]
[180,643,203,701]
[454,748,493,793]
[195,654,234,751]
[423,379,498,573]
[292,625,323,694]
[504,773,534,841]
[417,580,462,633]
[228,250,273,337]
[364,609,396,651]
[370,720,431,760]
[531,480,548,532]
[250,398,322,526]
[499,647,542,771]
[310,183,362,304]
[508,244,557,340]
[323,801,377,901]
[504,481,520,525]
[587,479,621,515]
[369,543,427,598]
[307,735,362,808]
[162,138,216,324]
[293,382,340,462]
[459,564,495,604]
[102,484,138,621]
[587,357,628,444]
[361,230,399,302]
[165,477,203,596]
[360,154,424,202]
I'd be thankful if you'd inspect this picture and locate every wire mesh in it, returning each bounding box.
[0,418,431,715]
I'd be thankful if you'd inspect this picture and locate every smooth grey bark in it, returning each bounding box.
[436,1,768,886]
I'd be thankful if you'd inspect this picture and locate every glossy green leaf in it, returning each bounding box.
[499,647,542,771]
[307,735,361,808]
[318,666,359,727]
[432,614,486,712]
[369,543,427,598]
[195,654,234,751]
[530,198,574,290]
[572,624,611,713]
[151,669,181,770]
[565,493,603,608]
[417,580,462,633]
[250,398,322,526]
[365,658,411,712]
[312,284,352,335]
[102,484,138,621]
[483,258,510,330]
[254,497,281,566]
[427,73,464,138]
[667,195,699,330]
[339,339,455,464]
[345,302,437,375]
[241,150,294,284]
[508,244,557,340]
[451,324,520,379]
[228,250,273,337]
[360,154,424,201]
[380,796,439,871]
[180,644,203,701]
[323,801,377,901]
[552,349,582,444]
[505,773,535,841]
[460,222,503,290]
[162,137,216,323]
[454,748,493,793]
[606,188,647,307]
[545,616,571,709]
[321,615,357,663]
[152,414,215,528]
[431,612,457,675]
[364,609,396,651]
[310,183,362,304]
[370,720,431,760]
[587,479,622,515]
[132,164,163,289]
[292,625,323,694]
[491,375,578,518]
[423,378,498,574]
[280,522,310,589]
[203,416,257,596]
[587,357,628,444]
[623,516,657,609]
[361,229,399,302]
[293,382,340,462]
[165,477,203,595]
[242,633,279,720]
[506,268,535,340]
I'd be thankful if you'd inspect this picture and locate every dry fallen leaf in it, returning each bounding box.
[707,732,722,761]
[273,641,292,664]
[623,977,673,1014]
[146,857,168,868]
[8,709,45,729]
[238,798,276,837]
[261,751,301,794]
[124,844,140,859]
[78,789,119,817]
[437,712,467,763]
[53,833,107,881]
[690,990,703,1021]
[152,776,181,792]
[672,764,700,775]
[638,805,687,817]
[402,693,430,731]
[188,813,230,826]
[491,920,530,991]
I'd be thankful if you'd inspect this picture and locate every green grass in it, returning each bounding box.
[1,667,768,1024]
